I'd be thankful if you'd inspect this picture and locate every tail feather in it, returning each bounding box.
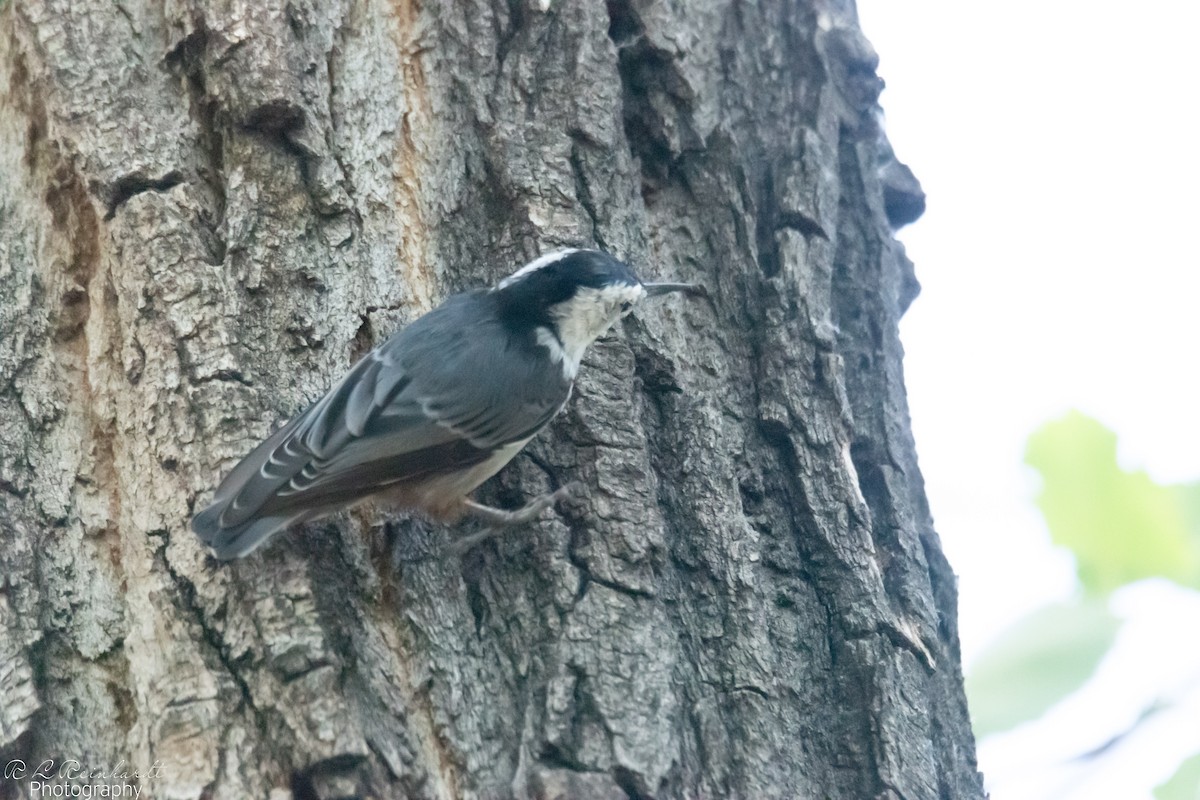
[191,502,304,560]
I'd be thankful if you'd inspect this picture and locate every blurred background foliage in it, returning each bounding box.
[853,1,1200,794]
[964,411,1200,798]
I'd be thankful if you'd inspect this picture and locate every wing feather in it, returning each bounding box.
[191,290,571,557]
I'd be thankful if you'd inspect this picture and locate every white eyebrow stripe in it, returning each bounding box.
[496,248,581,290]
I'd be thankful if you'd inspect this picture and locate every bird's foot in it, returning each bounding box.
[450,482,583,554]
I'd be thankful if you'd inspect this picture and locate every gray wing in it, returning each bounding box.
[192,292,570,558]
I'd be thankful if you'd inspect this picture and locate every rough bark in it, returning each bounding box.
[0,0,980,798]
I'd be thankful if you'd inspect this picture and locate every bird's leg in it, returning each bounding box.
[449,482,583,553]
[463,482,581,526]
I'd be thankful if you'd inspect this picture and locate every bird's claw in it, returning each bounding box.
[451,482,585,554]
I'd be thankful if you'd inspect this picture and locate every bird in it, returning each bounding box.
[191,248,701,559]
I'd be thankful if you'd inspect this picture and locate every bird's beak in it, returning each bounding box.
[643,282,706,298]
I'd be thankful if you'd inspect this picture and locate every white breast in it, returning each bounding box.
[410,437,533,515]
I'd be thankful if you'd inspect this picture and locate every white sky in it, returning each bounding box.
[855,2,1200,798]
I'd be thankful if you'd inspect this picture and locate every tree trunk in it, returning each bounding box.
[0,0,981,798]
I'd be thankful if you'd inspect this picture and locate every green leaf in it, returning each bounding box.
[1176,482,1200,537]
[1156,752,1200,800]
[1025,411,1200,594]
[966,600,1119,738]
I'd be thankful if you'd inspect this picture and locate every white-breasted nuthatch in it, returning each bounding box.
[191,248,701,559]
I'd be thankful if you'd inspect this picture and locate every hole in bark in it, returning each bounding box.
[612,765,652,800]
[611,11,690,198]
[290,771,320,800]
[539,742,587,771]
[105,171,185,219]
[777,209,828,240]
[738,479,764,511]
[244,99,306,135]
[605,0,643,45]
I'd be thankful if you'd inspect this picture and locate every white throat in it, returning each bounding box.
[536,284,645,379]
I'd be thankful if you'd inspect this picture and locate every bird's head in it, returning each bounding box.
[494,249,700,378]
